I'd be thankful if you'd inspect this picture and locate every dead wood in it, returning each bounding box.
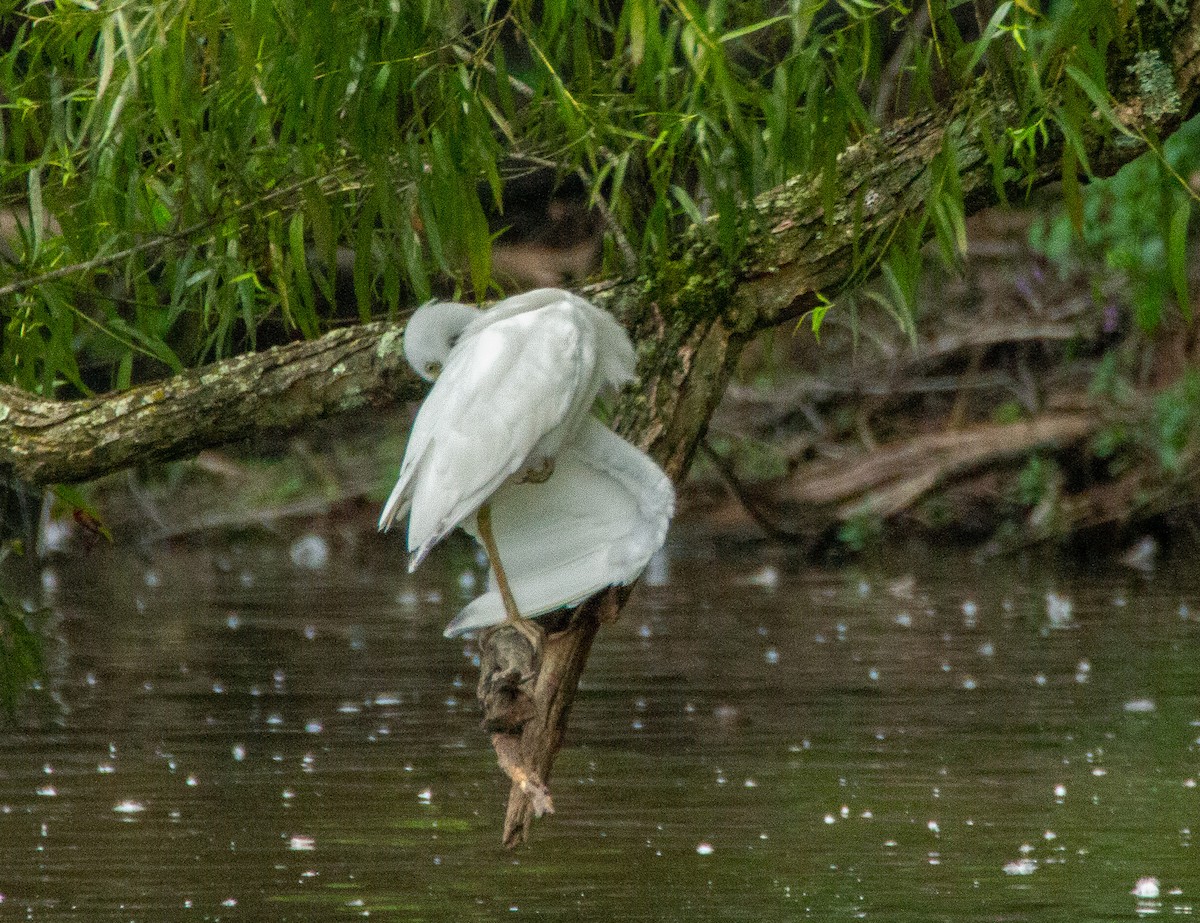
[790,413,1097,518]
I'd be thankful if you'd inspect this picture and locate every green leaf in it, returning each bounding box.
[1064,64,1135,138]
[718,15,790,44]
[966,1,1013,72]
[1,590,45,721]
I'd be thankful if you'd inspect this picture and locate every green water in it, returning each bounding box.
[1,535,1197,920]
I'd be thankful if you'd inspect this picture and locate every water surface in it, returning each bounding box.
[1,535,1197,920]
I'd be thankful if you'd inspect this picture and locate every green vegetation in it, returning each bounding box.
[1,0,1180,399]
[0,587,43,719]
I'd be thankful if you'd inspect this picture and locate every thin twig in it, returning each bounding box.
[700,438,808,542]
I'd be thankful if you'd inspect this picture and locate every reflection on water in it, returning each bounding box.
[1,534,1198,921]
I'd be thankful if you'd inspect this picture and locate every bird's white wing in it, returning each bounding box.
[444,418,674,637]
[398,303,598,568]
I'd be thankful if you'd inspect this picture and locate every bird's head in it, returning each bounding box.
[402,300,482,381]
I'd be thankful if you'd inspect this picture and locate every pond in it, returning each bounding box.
[1,531,1197,921]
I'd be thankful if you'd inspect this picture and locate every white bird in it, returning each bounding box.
[446,415,673,637]
[379,288,671,642]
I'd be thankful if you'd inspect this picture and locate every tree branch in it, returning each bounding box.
[3,2,1200,845]
[0,322,423,486]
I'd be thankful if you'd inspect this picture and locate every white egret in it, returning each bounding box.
[379,289,671,644]
[446,415,674,637]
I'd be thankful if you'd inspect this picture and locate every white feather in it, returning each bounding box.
[444,418,674,636]
[378,288,673,635]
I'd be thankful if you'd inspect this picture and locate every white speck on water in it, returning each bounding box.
[861,810,873,819]
[42,519,70,552]
[638,624,652,639]
[1054,784,1067,800]
[225,613,241,630]
[40,568,58,593]
[857,580,870,597]
[1045,592,1074,628]
[96,763,115,774]
[744,779,758,788]
[840,805,850,818]
[221,898,238,908]
[631,719,643,730]
[186,775,198,787]
[289,535,329,570]
[212,682,225,694]
[1019,843,1035,855]
[764,647,780,665]
[1035,673,1048,686]
[1004,859,1038,876]
[267,714,285,726]
[1113,595,1127,607]
[374,694,401,706]
[239,570,255,588]
[305,721,323,734]
[868,667,880,682]
[696,842,714,855]
[457,570,477,592]
[1124,699,1157,713]
[303,624,317,640]
[1075,660,1091,683]
[282,789,296,800]
[824,814,836,825]
[1092,768,1107,777]
[231,744,246,762]
[396,589,419,609]
[418,788,433,804]
[941,662,952,672]
[289,835,316,851]
[977,641,995,657]
[1044,830,1057,840]
[113,801,145,814]
[1184,779,1196,789]
[742,565,780,590]
[1132,877,1161,899]
[894,612,913,628]
[424,590,442,604]
[144,568,162,588]
[962,676,977,690]
[927,820,940,834]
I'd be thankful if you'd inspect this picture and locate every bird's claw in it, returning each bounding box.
[477,620,544,733]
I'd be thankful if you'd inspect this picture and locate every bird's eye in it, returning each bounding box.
[426,361,442,378]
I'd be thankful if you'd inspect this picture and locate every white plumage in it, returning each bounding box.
[446,417,674,637]
[378,288,635,568]
[379,287,674,637]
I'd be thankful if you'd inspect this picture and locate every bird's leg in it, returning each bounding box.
[475,502,544,659]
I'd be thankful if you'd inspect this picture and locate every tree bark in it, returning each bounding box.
[1,322,422,486]
[3,1,1200,844]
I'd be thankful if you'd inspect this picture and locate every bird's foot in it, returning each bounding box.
[477,620,544,733]
[519,457,555,484]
